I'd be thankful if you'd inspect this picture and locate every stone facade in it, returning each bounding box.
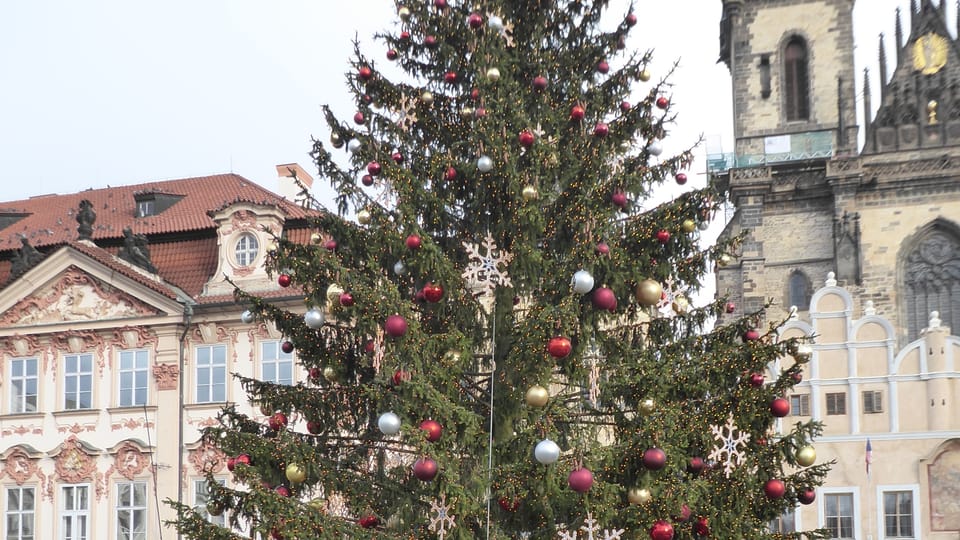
[717,0,960,537]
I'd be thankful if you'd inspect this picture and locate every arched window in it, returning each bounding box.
[784,37,810,121]
[903,223,960,341]
[788,271,811,311]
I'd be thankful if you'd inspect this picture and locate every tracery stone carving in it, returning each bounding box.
[903,226,960,340]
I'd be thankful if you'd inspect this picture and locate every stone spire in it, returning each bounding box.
[863,68,872,125]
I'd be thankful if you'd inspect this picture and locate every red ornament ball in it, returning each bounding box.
[611,190,627,208]
[626,13,638,26]
[391,151,404,164]
[361,174,374,186]
[444,71,458,84]
[281,341,294,354]
[413,458,438,481]
[567,467,593,493]
[353,112,365,125]
[597,60,610,74]
[384,315,408,338]
[367,161,382,176]
[392,369,411,385]
[518,129,536,148]
[642,447,667,470]
[269,412,288,431]
[235,453,251,467]
[277,274,291,287]
[675,172,688,185]
[339,292,354,307]
[798,488,816,505]
[592,287,617,312]
[358,515,379,529]
[419,419,442,442]
[424,35,438,48]
[656,96,670,109]
[725,301,736,313]
[743,328,761,341]
[533,75,548,91]
[423,282,444,303]
[226,456,236,471]
[470,88,480,100]
[467,12,483,28]
[434,0,447,7]
[694,516,710,536]
[358,66,373,81]
[399,31,410,41]
[547,336,572,359]
[445,167,457,181]
[649,520,674,540]
[386,48,398,60]
[656,229,671,244]
[306,420,321,435]
[688,456,706,475]
[405,234,422,249]
[748,372,765,387]
[498,497,520,512]
[275,485,291,497]
[792,371,804,383]
[770,397,790,417]
[474,107,487,118]
[593,122,609,137]
[323,239,337,251]
[364,340,376,354]
[308,366,321,382]
[764,478,786,499]
[570,104,586,121]
[620,101,632,112]
[674,504,692,522]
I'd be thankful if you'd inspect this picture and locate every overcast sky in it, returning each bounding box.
[0,1,933,205]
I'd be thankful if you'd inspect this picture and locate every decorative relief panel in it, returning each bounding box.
[3,448,38,485]
[110,442,150,481]
[50,330,106,375]
[152,363,179,391]
[1,424,44,437]
[0,267,158,326]
[188,440,227,474]
[54,437,98,484]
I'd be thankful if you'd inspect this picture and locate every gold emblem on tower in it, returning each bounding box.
[913,32,948,75]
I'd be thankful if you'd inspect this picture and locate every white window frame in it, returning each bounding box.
[116,481,147,540]
[60,483,90,540]
[195,345,227,404]
[193,478,226,526]
[118,349,149,407]
[5,485,36,540]
[877,484,920,540]
[768,505,800,534]
[819,487,860,540]
[260,341,294,386]
[63,353,94,410]
[9,357,39,414]
[233,233,259,267]
[790,394,810,416]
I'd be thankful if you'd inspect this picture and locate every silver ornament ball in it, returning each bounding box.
[534,439,561,464]
[393,261,407,275]
[378,412,402,435]
[648,140,663,156]
[304,308,325,329]
[488,15,504,31]
[477,155,494,172]
[571,270,595,294]
[240,310,255,324]
[347,138,362,153]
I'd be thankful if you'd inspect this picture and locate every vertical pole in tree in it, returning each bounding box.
[485,298,497,540]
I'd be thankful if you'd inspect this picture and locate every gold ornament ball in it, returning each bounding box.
[442,350,461,366]
[795,343,813,363]
[672,295,689,314]
[308,497,325,512]
[486,67,501,81]
[322,366,338,382]
[460,107,474,120]
[522,185,539,201]
[796,445,817,467]
[637,68,651,82]
[639,398,656,416]
[717,254,733,267]
[330,132,344,149]
[420,91,434,105]
[206,500,225,517]
[310,232,323,244]
[525,385,550,407]
[627,487,652,505]
[681,219,697,233]
[635,279,663,306]
[357,209,372,225]
[326,283,345,302]
[398,6,411,20]
[285,462,307,484]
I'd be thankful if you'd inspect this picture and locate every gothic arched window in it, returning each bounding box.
[784,37,810,121]
[788,270,811,311]
[903,223,960,341]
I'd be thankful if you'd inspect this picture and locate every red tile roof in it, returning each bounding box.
[0,174,320,304]
[0,174,314,251]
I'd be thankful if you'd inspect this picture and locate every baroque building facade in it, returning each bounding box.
[0,170,318,539]
[716,0,960,538]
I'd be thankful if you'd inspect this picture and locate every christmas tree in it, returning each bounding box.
[171,1,828,539]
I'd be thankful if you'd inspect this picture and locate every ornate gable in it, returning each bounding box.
[865,0,960,153]
[0,266,160,326]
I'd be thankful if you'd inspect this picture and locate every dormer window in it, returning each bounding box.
[234,233,260,267]
[137,200,155,218]
[133,191,184,218]
[784,36,810,121]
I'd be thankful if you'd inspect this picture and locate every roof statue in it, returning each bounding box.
[117,227,157,274]
[76,199,96,241]
[9,236,43,280]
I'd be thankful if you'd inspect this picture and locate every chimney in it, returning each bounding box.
[275,163,315,206]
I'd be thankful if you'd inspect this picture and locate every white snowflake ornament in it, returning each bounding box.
[462,233,513,296]
[428,494,456,539]
[557,512,624,539]
[708,414,751,478]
